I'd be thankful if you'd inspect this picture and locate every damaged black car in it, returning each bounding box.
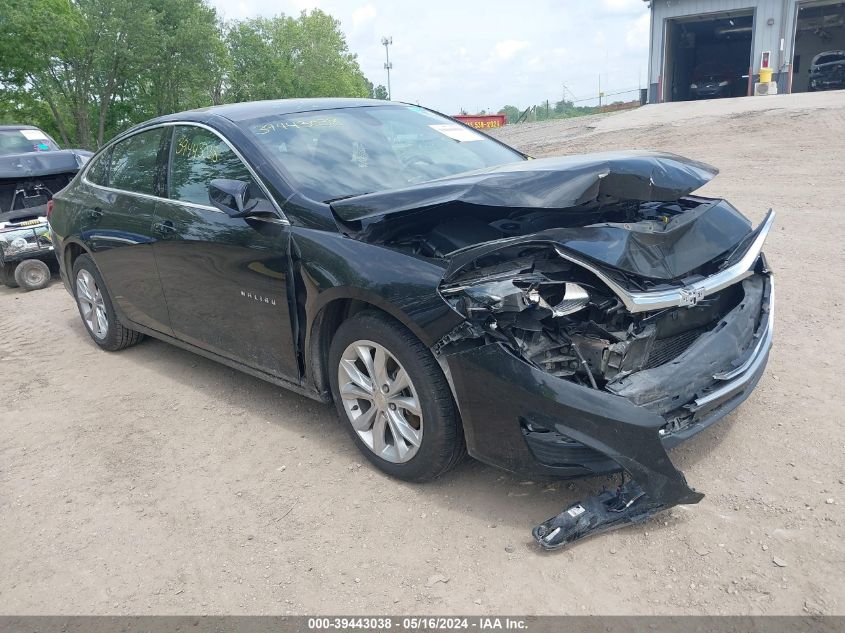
[0,125,92,289]
[0,125,91,224]
[49,99,773,549]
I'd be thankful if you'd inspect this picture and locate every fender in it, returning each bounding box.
[290,226,463,348]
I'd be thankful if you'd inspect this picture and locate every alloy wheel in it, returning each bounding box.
[337,340,423,463]
[76,269,109,340]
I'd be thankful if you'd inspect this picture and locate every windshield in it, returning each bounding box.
[814,53,845,66]
[0,129,60,156]
[242,105,524,202]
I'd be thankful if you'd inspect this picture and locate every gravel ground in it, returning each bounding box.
[1,92,844,615]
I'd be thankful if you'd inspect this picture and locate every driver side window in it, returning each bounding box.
[168,126,256,206]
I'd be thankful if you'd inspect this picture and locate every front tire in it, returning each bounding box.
[72,254,144,351]
[329,310,465,482]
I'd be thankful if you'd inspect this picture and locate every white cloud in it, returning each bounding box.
[208,0,652,113]
[491,39,529,61]
[601,0,644,15]
[626,12,651,51]
[351,4,377,30]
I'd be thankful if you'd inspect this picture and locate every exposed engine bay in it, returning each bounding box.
[0,148,90,224]
[0,174,73,223]
[437,243,746,392]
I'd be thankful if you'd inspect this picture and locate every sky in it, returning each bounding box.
[208,0,651,115]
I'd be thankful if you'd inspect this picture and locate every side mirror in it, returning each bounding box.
[208,179,255,218]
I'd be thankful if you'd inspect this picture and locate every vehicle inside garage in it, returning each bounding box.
[792,1,845,92]
[663,11,754,102]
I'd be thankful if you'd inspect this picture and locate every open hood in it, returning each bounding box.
[440,199,754,282]
[331,150,750,282]
[331,151,718,222]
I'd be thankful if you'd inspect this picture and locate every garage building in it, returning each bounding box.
[644,0,845,102]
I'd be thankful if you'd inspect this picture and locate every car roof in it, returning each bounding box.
[812,50,845,61]
[154,98,404,125]
[0,124,43,131]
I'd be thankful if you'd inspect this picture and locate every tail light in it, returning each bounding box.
[46,199,54,221]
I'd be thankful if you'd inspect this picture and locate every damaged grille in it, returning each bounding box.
[644,328,705,369]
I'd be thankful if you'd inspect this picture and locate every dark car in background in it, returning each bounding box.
[0,125,91,224]
[0,125,91,289]
[808,50,845,91]
[49,99,774,549]
[689,63,737,99]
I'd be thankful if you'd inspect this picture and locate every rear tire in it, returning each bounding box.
[72,254,144,351]
[14,259,51,291]
[1,262,19,288]
[329,310,465,482]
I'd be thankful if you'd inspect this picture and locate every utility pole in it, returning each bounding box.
[381,36,393,100]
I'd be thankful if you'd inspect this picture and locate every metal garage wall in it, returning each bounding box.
[647,0,791,101]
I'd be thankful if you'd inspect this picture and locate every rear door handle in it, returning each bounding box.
[152,220,176,235]
[86,207,103,220]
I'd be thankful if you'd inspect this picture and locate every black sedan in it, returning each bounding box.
[49,99,774,549]
[808,50,845,91]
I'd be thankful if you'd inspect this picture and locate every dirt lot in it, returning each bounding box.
[2,92,844,615]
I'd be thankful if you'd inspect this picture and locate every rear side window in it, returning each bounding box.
[85,149,111,186]
[168,126,254,206]
[109,128,167,196]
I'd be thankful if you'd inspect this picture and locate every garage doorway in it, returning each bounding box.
[791,1,845,92]
[663,10,755,102]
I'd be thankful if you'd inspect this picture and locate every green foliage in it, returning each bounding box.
[497,99,598,124]
[226,10,371,103]
[372,84,389,100]
[499,105,521,123]
[0,1,376,149]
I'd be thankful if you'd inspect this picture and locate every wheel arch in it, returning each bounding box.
[305,289,441,401]
[63,238,92,277]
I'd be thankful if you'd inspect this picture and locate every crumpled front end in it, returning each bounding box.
[334,150,775,549]
[434,211,774,550]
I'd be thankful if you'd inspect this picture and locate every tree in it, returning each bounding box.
[0,0,228,148]
[500,105,521,124]
[0,2,378,148]
[372,84,388,100]
[226,10,371,103]
[136,0,229,119]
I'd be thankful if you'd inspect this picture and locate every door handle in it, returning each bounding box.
[152,220,176,235]
[86,207,103,220]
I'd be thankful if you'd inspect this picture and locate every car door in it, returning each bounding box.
[78,127,173,334]
[152,123,298,379]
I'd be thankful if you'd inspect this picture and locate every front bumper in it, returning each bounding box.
[445,273,773,481]
[691,86,730,99]
[443,269,773,548]
[810,78,845,91]
[445,262,774,549]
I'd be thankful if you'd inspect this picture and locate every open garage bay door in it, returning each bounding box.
[663,11,754,102]
[792,1,845,92]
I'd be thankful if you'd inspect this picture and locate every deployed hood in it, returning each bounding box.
[331,151,718,222]
[0,149,92,179]
[441,199,753,282]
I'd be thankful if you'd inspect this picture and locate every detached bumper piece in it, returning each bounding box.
[533,481,665,551]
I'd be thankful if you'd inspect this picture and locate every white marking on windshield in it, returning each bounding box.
[428,124,484,142]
